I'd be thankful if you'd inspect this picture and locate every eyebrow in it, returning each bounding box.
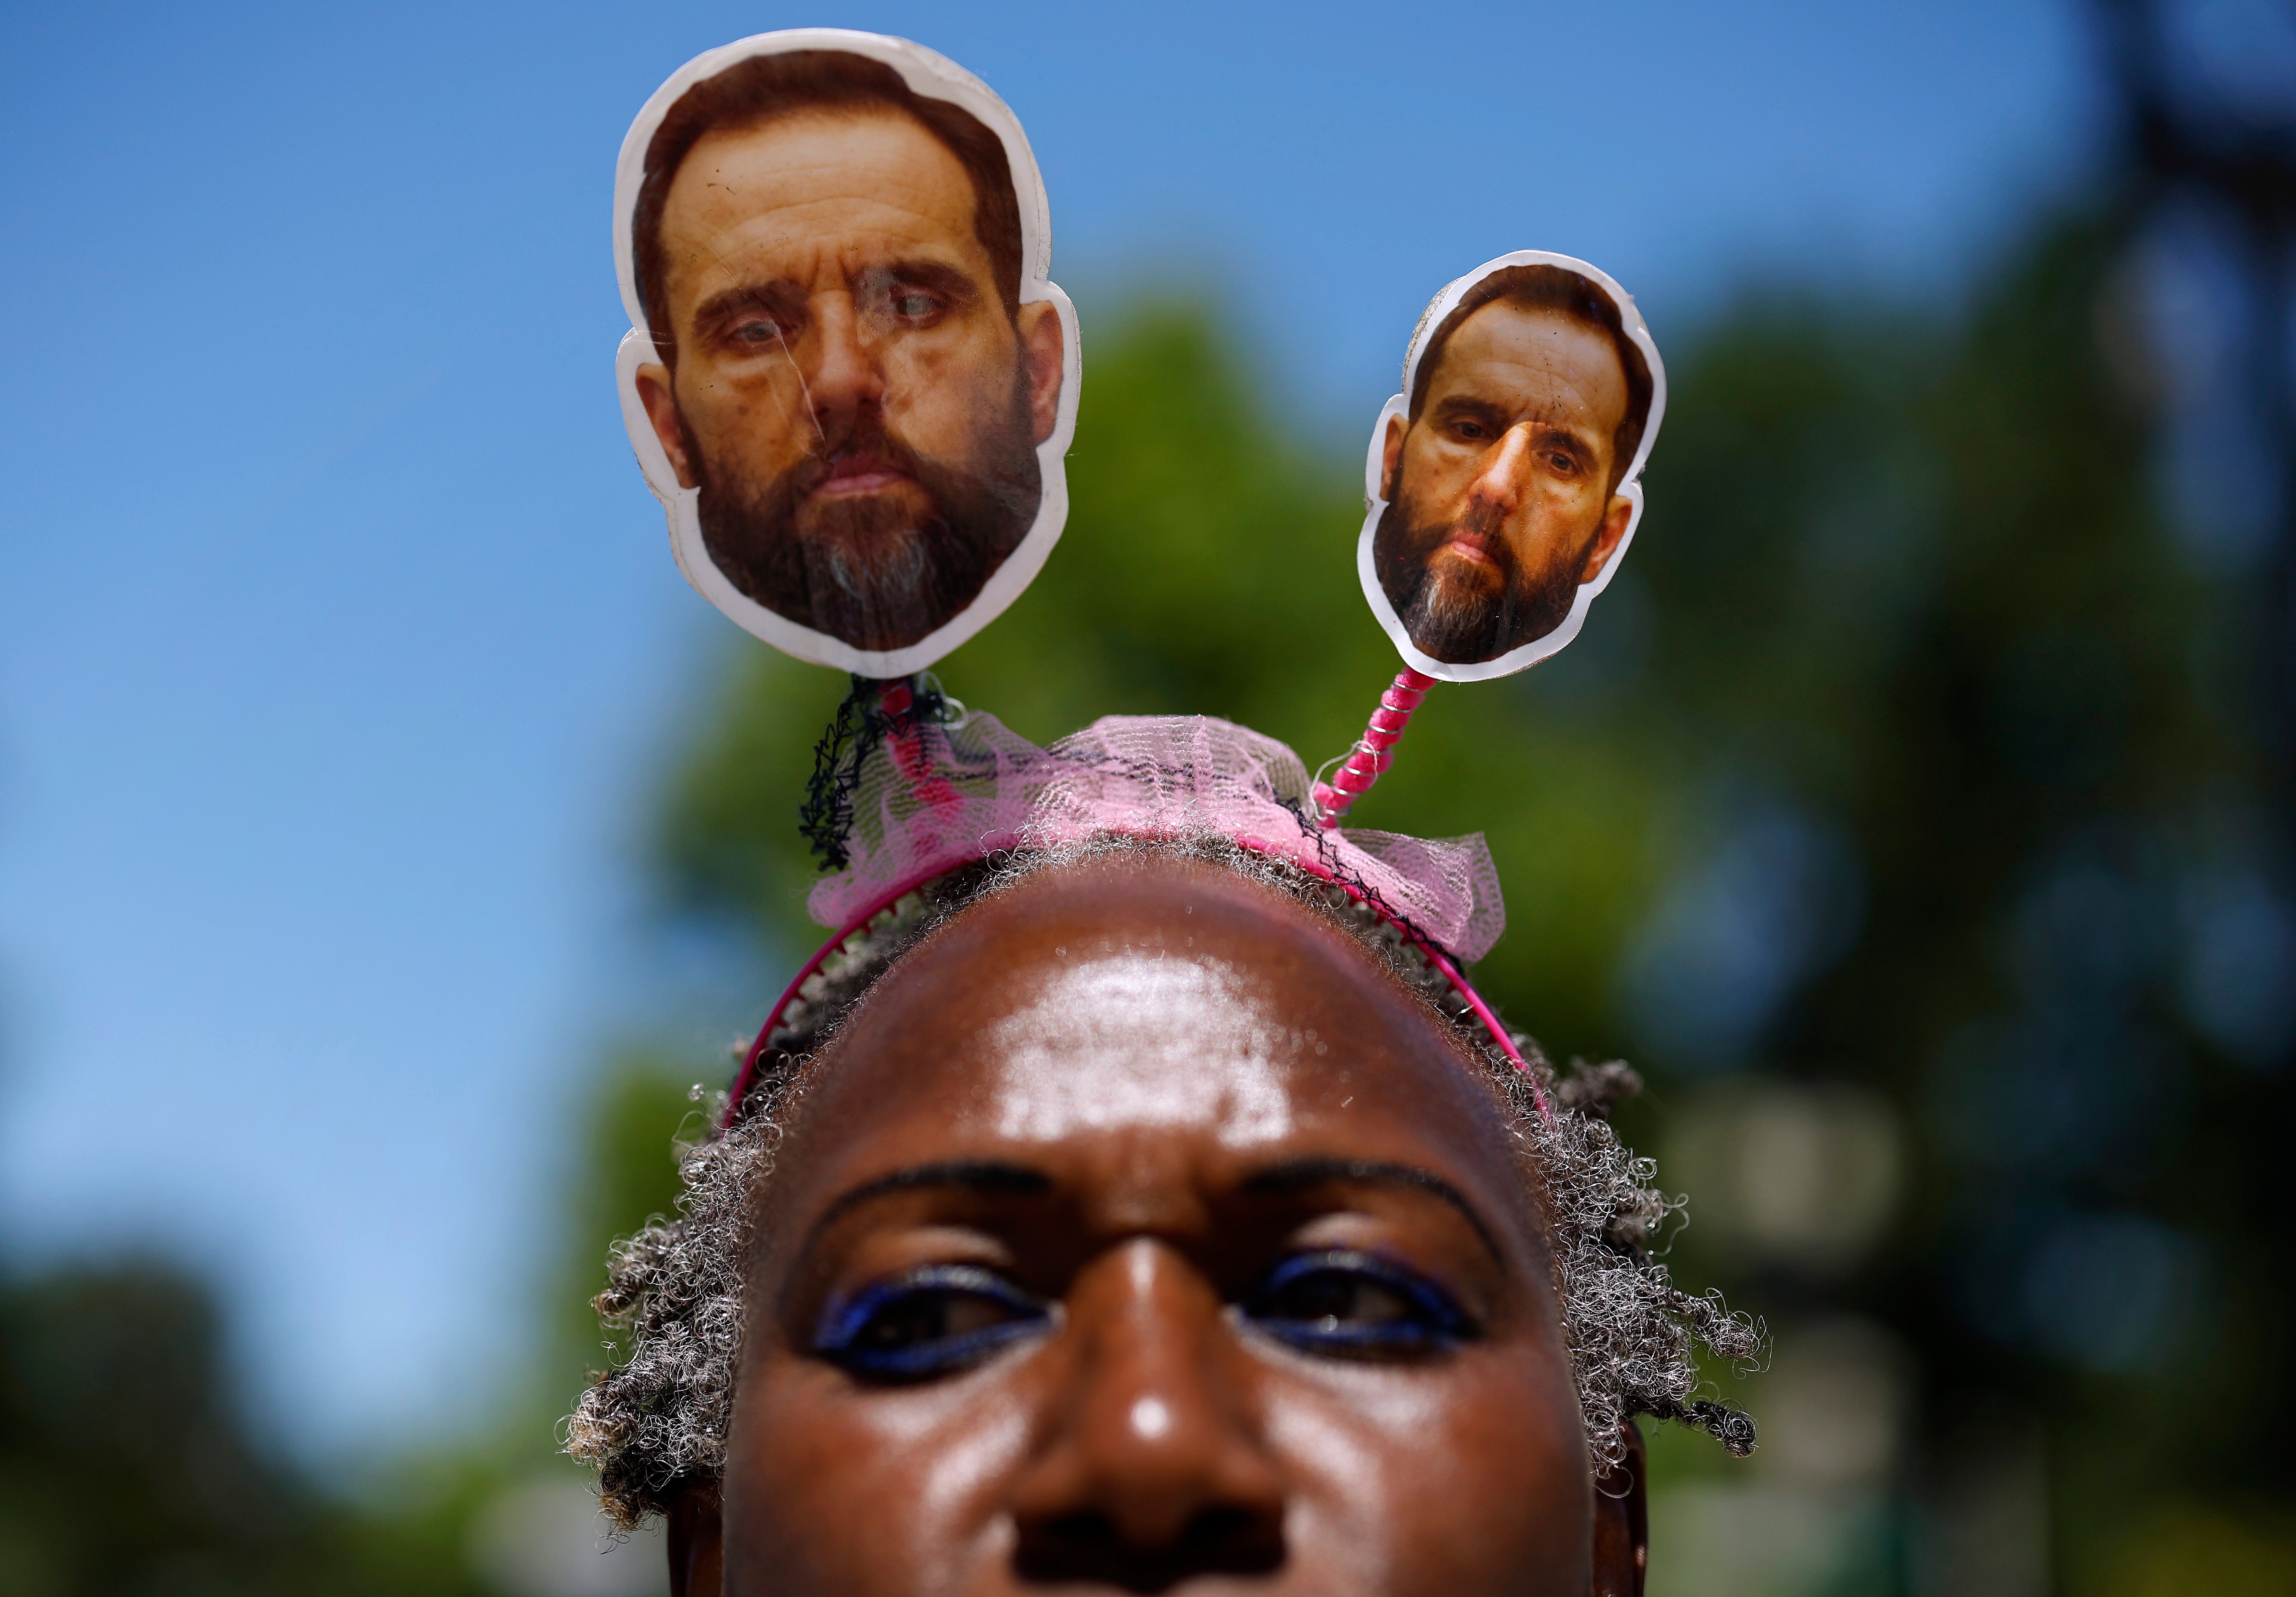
[1529,423,1599,467]
[802,1157,1507,1265]
[1240,1158,1505,1263]
[862,256,982,304]
[1432,394,1598,455]
[1431,394,1509,430]
[691,255,985,335]
[691,279,804,339]
[806,1159,1052,1250]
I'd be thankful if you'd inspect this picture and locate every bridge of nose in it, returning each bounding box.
[1020,1238,1281,1542]
[1467,423,1538,506]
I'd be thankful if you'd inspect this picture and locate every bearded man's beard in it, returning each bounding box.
[1373,494,1586,665]
[688,372,1042,653]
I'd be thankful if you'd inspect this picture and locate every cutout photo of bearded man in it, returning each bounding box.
[1371,263,1655,669]
[625,45,1068,660]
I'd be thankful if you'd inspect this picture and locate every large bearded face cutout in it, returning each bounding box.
[613,31,1081,678]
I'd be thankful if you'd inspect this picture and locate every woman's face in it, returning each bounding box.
[679,856,1645,1597]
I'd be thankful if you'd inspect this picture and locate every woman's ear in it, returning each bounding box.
[667,1480,725,1597]
[1590,1421,1649,1597]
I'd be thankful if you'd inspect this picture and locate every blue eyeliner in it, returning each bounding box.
[814,1263,1054,1380]
[1242,1249,1476,1354]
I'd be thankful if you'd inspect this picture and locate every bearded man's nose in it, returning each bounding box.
[803,304,886,426]
[1009,1242,1288,1585]
[1467,425,1536,513]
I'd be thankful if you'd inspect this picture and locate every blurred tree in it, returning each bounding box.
[2097,0,2296,844]
[0,1257,487,1596]
[0,1039,695,1597]
[1638,211,2291,1594]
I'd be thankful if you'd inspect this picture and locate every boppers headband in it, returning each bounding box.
[604,36,1663,1132]
[729,702,1535,1122]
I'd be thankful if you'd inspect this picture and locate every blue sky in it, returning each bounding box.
[0,0,2098,1453]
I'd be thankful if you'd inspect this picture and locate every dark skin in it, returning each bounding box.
[670,856,1649,1595]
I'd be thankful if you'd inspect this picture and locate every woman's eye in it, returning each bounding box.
[1241,1251,1473,1359]
[815,1265,1052,1381]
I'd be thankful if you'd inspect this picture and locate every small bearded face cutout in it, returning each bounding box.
[618,37,1074,673]
[1361,256,1661,681]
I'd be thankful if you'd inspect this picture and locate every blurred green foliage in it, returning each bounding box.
[0,1260,485,1596]
[0,1054,700,1596]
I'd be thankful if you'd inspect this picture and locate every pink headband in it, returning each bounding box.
[727,699,1545,1123]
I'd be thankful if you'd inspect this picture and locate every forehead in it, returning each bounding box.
[657,104,984,283]
[780,861,1523,1210]
[1426,299,1629,437]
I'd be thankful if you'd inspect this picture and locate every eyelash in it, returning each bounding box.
[724,297,940,350]
[1447,423,1583,474]
[814,1264,1051,1381]
[814,1251,1474,1382]
[1239,1250,1475,1357]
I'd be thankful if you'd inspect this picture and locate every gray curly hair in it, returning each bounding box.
[567,834,1761,1529]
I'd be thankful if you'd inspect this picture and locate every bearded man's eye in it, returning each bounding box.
[815,1265,1053,1380]
[1240,1250,1475,1359]
[861,279,947,325]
